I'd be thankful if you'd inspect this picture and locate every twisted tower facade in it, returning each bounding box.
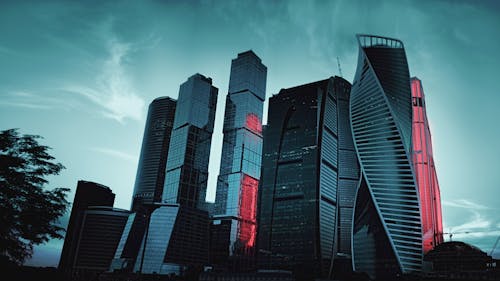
[350,35,423,279]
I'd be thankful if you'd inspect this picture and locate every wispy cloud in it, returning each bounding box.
[0,100,53,110]
[63,37,145,123]
[89,147,136,162]
[450,210,491,233]
[442,199,490,210]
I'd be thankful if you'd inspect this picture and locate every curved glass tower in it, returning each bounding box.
[350,35,423,279]
[131,97,176,211]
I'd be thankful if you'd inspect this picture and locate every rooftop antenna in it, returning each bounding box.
[337,56,343,78]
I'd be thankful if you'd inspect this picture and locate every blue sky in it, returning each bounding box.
[1,0,499,267]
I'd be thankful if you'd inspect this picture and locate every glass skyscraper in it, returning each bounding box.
[256,76,356,280]
[110,97,177,273]
[163,73,218,210]
[350,35,423,279]
[212,50,267,269]
[411,77,443,253]
[131,97,177,211]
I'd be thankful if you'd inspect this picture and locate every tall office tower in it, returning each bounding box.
[70,206,130,278]
[117,74,216,275]
[256,77,356,280]
[411,77,443,253]
[59,180,115,274]
[212,50,267,269]
[162,73,218,210]
[110,97,176,273]
[350,35,423,279]
[131,97,177,211]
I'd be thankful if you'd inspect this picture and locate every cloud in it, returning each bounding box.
[89,147,136,162]
[0,91,75,110]
[450,210,491,233]
[63,37,145,123]
[442,199,490,210]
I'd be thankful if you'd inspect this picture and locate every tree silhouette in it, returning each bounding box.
[0,128,69,264]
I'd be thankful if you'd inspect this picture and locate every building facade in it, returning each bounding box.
[131,97,177,211]
[110,97,177,272]
[256,76,356,280]
[411,77,444,253]
[71,206,130,278]
[162,73,218,211]
[350,34,423,279]
[59,180,116,275]
[212,50,267,269]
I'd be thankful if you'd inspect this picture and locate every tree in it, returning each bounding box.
[0,128,69,264]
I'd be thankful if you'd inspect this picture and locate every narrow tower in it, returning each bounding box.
[411,77,443,253]
[212,50,267,269]
[131,97,177,211]
[350,35,423,279]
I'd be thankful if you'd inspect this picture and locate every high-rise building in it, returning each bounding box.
[70,206,130,278]
[212,50,267,269]
[350,34,423,279]
[411,77,443,253]
[110,97,177,273]
[114,74,217,275]
[162,73,218,210]
[59,180,115,274]
[256,76,357,280]
[131,97,177,211]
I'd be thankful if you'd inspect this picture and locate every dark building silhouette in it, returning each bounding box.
[256,76,357,280]
[71,206,130,279]
[212,50,267,270]
[424,241,495,280]
[411,77,444,253]
[59,180,115,274]
[350,34,422,279]
[131,97,177,211]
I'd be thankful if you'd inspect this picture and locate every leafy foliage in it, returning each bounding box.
[0,129,69,264]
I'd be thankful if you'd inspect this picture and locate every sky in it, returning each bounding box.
[1,0,500,267]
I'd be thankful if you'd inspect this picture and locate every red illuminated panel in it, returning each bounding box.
[238,174,258,248]
[245,113,262,134]
[411,78,444,253]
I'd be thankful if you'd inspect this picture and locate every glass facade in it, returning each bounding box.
[256,77,356,280]
[131,97,176,211]
[350,34,423,279]
[212,50,267,268]
[411,77,443,253]
[73,207,130,273]
[132,204,210,274]
[59,181,115,275]
[162,73,218,210]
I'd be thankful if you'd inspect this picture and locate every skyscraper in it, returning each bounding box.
[59,180,115,275]
[350,35,423,279]
[131,97,177,211]
[411,77,443,253]
[110,97,177,273]
[162,73,218,210]
[212,50,267,269]
[256,76,356,280]
[116,73,217,275]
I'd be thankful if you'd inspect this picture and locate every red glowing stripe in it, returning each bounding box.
[238,174,258,248]
[411,78,444,253]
